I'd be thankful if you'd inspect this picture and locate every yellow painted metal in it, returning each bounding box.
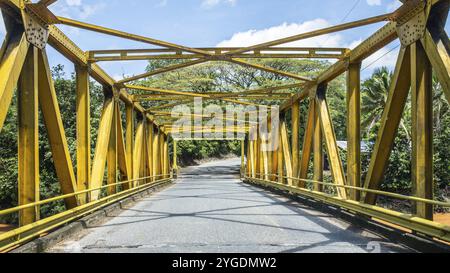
[173,139,178,176]
[299,100,315,185]
[0,32,29,132]
[225,13,393,56]
[280,120,293,185]
[90,95,115,200]
[127,85,263,107]
[38,49,78,208]
[153,111,257,125]
[421,30,450,102]
[56,17,213,57]
[0,0,448,250]
[125,103,134,188]
[18,46,39,226]
[133,118,144,187]
[87,47,349,62]
[75,64,91,204]
[411,41,433,220]
[116,102,130,186]
[277,126,284,184]
[251,173,450,208]
[107,98,118,195]
[163,135,169,179]
[315,84,347,199]
[152,128,161,179]
[230,58,313,82]
[118,59,207,84]
[313,99,323,192]
[346,62,361,201]
[147,121,154,180]
[291,100,300,182]
[245,177,450,242]
[363,47,411,204]
[0,177,172,252]
[240,139,245,176]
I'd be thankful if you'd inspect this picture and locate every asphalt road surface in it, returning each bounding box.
[49,158,408,253]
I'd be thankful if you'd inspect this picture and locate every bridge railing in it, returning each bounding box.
[0,174,172,252]
[243,174,450,242]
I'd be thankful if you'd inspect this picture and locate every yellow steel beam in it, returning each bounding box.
[90,95,115,200]
[363,47,411,204]
[299,100,315,185]
[245,177,450,243]
[38,49,78,208]
[278,2,423,112]
[346,62,361,201]
[224,13,394,56]
[107,96,118,195]
[133,118,144,187]
[75,64,90,204]
[0,32,29,132]
[18,46,39,226]
[125,104,134,188]
[148,121,155,181]
[280,120,293,185]
[132,83,301,102]
[127,85,264,107]
[117,59,207,85]
[56,17,213,57]
[411,41,433,220]
[87,47,349,62]
[152,128,161,179]
[134,95,289,101]
[421,30,450,102]
[316,84,347,199]
[229,58,314,82]
[313,98,323,192]
[116,102,130,187]
[291,100,300,182]
[154,111,257,125]
[277,126,284,184]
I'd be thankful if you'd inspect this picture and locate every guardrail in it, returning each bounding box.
[0,174,173,252]
[244,174,450,243]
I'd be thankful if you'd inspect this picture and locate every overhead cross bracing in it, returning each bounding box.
[0,0,449,252]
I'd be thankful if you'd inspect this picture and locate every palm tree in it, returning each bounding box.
[361,67,410,141]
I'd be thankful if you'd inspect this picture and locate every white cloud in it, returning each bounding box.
[157,0,168,7]
[386,0,401,11]
[50,0,105,20]
[66,0,82,6]
[201,0,237,9]
[218,18,401,77]
[217,19,343,48]
[366,0,382,6]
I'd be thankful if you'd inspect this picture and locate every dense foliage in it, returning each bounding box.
[0,58,448,224]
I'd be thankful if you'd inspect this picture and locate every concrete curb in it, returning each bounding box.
[12,181,173,253]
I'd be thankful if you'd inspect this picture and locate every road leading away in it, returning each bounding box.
[49,158,409,253]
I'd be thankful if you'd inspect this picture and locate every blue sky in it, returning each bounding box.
[0,0,448,80]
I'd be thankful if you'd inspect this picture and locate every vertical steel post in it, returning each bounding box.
[126,103,134,187]
[347,62,361,200]
[18,47,39,226]
[313,99,323,192]
[411,42,434,220]
[76,65,90,203]
[107,99,117,195]
[291,100,300,183]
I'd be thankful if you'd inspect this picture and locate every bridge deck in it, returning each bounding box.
[48,159,409,253]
